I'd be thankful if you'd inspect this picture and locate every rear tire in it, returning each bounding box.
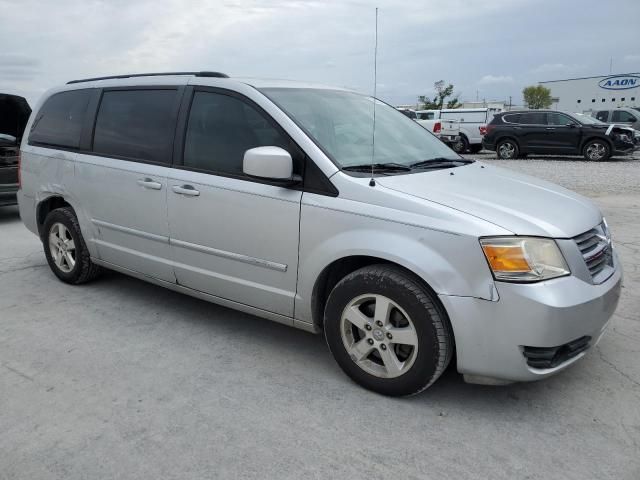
[324,265,453,396]
[452,135,469,154]
[43,207,102,284]
[496,139,519,159]
[583,139,611,161]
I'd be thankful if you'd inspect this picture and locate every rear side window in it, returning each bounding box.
[521,112,546,125]
[501,113,521,124]
[183,91,291,177]
[93,89,177,164]
[29,89,91,148]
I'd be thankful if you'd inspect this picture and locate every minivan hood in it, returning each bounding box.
[0,93,31,140]
[377,163,601,238]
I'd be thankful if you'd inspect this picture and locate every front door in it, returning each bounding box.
[544,112,582,153]
[167,89,303,316]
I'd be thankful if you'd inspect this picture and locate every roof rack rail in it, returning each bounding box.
[67,71,229,85]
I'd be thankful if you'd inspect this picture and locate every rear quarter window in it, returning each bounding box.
[28,89,91,148]
[501,113,521,124]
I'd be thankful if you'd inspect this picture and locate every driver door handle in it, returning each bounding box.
[172,185,200,197]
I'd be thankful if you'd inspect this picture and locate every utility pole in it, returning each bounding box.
[508,96,512,111]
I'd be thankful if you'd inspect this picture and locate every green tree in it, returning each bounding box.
[419,80,460,110]
[522,85,553,109]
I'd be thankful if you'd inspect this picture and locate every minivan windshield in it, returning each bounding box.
[262,88,461,169]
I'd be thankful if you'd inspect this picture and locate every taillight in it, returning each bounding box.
[433,121,442,134]
[479,125,487,136]
[17,151,21,189]
[485,124,495,135]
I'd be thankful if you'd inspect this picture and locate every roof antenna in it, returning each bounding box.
[369,7,379,187]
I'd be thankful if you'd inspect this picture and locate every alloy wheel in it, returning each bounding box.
[586,142,606,160]
[48,222,76,273]
[498,142,515,159]
[340,294,419,379]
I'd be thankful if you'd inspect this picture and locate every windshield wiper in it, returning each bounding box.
[410,157,474,169]
[342,162,412,172]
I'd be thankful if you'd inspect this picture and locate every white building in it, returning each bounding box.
[539,73,640,113]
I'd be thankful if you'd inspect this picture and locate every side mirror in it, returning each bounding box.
[567,123,577,128]
[243,146,300,185]
[0,133,17,147]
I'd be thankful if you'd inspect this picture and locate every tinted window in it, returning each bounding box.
[93,90,177,164]
[612,110,637,122]
[184,91,290,176]
[595,111,609,122]
[501,113,521,123]
[29,89,91,148]
[521,112,546,125]
[547,113,577,126]
[417,112,435,120]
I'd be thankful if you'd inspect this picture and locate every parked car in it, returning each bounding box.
[415,110,461,147]
[592,107,640,131]
[442,108,498,153]
[483,110,637,161]
[0,93,31,206]
[416,108,497,154]
[397,107,417,120]
[19,72,621,396]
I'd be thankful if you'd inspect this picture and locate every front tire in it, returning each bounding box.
[583,139,611,161]
[324,265,453,396]
[496,139,519,159]
[43,207,102,284]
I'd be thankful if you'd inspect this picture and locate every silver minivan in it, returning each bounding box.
[18,72,622,396]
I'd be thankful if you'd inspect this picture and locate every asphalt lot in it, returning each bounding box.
[1,153,639,480]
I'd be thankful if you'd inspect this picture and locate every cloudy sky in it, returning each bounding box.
[1,0,639,106]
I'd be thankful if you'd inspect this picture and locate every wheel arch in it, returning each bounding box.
[310,255,447,332]
[580,135,613,153]
[36,195,74,237]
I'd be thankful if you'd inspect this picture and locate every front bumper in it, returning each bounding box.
[440,251,622,383]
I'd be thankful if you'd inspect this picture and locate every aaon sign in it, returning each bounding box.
[598,74,640,90]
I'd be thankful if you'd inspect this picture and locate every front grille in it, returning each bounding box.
[523,336,591,369]
[573,223,614,282]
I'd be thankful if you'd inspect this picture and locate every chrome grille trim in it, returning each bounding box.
[573,222,614,283]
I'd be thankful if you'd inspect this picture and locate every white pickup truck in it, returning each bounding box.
[417,108,499,153]
[398,108,460,147]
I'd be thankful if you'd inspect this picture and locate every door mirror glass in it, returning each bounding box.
[243,146,294,181]
[0,133,17,147]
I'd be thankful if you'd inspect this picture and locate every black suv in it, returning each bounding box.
[0,93,30,206]
[483,110,637,161]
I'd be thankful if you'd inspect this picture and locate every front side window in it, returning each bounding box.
[29,89,91,148]
[93,89,177,164]
[183,91,291,176]
[262,88,459,168]
[595,111,609,122]
[612,110,637,123]
[547,113,577,126]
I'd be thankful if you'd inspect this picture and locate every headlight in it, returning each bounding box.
[480,237,570,282]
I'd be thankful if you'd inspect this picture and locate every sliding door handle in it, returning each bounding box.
[137,178,162,190]
[172,185,200,197]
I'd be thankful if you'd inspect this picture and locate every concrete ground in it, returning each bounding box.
[1,154,639,480]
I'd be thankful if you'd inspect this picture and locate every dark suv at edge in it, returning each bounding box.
[483,110,636,161]
[0,93,31,206]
